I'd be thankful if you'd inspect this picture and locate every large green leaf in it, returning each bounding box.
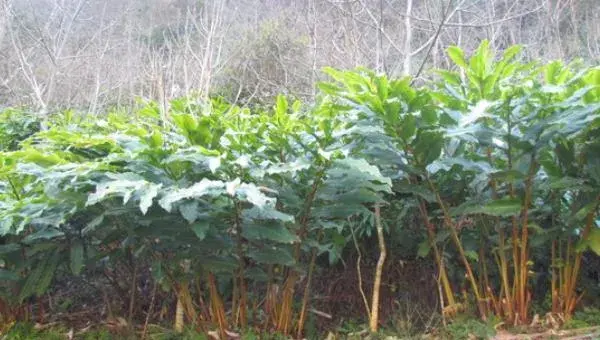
[35,250,61,296]
[158,179,225,212]
[87,174,161,214]
[447,46,468,69]
[233,182,276,208]
[243,206,294,223]
[179,201,200,224]
[23,228,64,244]
[417,240,431,258]
[413,131,444,167]
[0,269,19,281]
[202,256,238,273]
[190,221,210,240]
[248,247,295,266]
[243,223,299,244]
[586,227,600,256]
[470,198,522,217]
[0,243,21,254]
[393,183,436,203]
[19,259,45,302]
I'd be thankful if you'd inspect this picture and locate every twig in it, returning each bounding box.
[350,223,371,318]
[102,286,113,319]
[128,261,137,324]
[141,279,158,340]
[309,309,332,319]
[412,0,456,83]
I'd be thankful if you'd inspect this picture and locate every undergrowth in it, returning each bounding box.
[443,316,497,340]
[563,307,600,329]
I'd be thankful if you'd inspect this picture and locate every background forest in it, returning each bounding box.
[1,0,600,109]
[1,1,600,340]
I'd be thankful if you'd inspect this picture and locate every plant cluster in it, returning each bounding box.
[1,41,599,337]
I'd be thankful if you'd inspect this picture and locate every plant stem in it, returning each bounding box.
[277,170,325,334]
[128,260,137,324]
[417,198,455,307]
[370,204,386,333]
[427,176,486,319]
[551,240,558,314]
[563,199,598,317]
[174,289,184,333]
[487,148,513,319]
[297,246,318,339]
[208,273,227,339]
[351,223,371,318]
[515,157,537,323]
[7,176,21,200]
[233,199,247,328]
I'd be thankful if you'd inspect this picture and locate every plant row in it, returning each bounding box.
[1,41,599,337]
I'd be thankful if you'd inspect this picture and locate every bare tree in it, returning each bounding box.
[1,0,598,109]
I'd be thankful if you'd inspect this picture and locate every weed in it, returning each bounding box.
[1,323,67,340]
[444,317,496,340]
[563,307,600,329]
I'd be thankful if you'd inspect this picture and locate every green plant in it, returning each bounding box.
[81,328,113,340]
[1,323,68,340]
[1,42,599,337]
[445,317,496,340]
[563,307,600,329]
[0,95,392,337]
[318,41,600,326]
[0,108,41,151]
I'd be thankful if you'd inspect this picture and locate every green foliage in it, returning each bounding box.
[1,41,600,333]
[445,317,496,340]
[0,93,391,322]
[1,323,68,340]
[0,108,41,151]
[563,307,600,329]
[319,40,600,323]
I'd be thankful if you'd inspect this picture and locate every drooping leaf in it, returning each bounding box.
[158,179,225,212]
[465,250,479,262]
[245,267,269,281]
[470,198,522,217]
[25,249,60,299]
[0,243,20,254]
[490,170,526,182]
[574,201,599,221]
[248,247,295,266]
[0,216,13,236]
[179,201,200,224]
[585,227,600,256]
[243,223,299,244]
[87,173,149,207]
[23,228,65,244]
[413,131,444,167]
[393,183,436,203]
[417,240,431,258]
[0,269,19,281]
[139,183,161,215]
[235,183,276,208]
[190,221,210,240]
[19,259,46,302]
[243,206,294,223]
[70,241,84,275]
[82,214,105,235]
[151,260,164,282]
[202,256,238,273]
